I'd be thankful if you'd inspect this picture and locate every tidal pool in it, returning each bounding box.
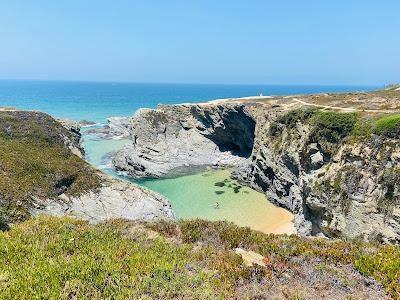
[135,168,295,234]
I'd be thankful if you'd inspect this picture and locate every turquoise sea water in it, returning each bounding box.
[0,80,379,123]
[0,80,379,232]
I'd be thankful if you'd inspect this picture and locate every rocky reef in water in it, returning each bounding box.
[0,110,175,225]
[110,88,400,243]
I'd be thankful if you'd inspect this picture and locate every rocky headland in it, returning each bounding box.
[110,87,400,243]
[0,110,175,225]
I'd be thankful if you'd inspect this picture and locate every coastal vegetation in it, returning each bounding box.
[175,219,400,298]
[271,109,400,143]
[269,108,317,135]
[270,109,358,155]
[0,216,398,299]
[309,111,357,143]
[374,114,400,138]
[0,111,100,223]
[270,109,357,143]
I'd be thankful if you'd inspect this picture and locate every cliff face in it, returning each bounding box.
[113,104,256,178]
[56,118,86,157]
[235,107,400,243]
[0,110,175,224]
[112,93,400,243]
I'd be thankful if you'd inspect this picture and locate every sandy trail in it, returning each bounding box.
[292,98,399,114]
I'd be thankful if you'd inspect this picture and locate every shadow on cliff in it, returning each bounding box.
[190,106,256,158]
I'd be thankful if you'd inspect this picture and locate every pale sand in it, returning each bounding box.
[250,207,296,235]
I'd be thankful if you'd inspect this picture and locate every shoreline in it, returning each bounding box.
[255,208,296,235]
[134,168,296,235]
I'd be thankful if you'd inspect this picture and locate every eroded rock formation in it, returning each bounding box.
[32,173,175,223]
[113,104,256,178]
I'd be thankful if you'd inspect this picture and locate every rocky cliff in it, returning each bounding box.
[0,110,175,225]
[235,106,400,243]
[111,89,400,243]
[113,104,256,178]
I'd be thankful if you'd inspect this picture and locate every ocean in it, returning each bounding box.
[0,80,379,232]
[0,80,379,123]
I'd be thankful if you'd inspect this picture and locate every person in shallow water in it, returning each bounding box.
[214,202,220,209]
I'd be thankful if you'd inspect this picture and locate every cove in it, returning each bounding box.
[83,133,295,235]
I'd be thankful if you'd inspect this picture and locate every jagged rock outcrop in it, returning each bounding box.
[107,116,131,137]
[113,104,256,178]
[84,116,131,139]
[32,173,175,222]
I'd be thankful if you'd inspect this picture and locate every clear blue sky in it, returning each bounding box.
[0,0,399,85]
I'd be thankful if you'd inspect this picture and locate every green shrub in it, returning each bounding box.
[355,245,400,297]
[270,108,317,135]
[270,110,357,145]
[349,115,375,141]
[309,112,357,144]
[374,114,400,138]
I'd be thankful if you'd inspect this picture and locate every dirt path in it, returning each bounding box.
[292,98,398,114]
[0,108,18,112]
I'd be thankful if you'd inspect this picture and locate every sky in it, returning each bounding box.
[0,0,399,85]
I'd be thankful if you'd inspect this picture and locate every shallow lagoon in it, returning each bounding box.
[135,168,295,234]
